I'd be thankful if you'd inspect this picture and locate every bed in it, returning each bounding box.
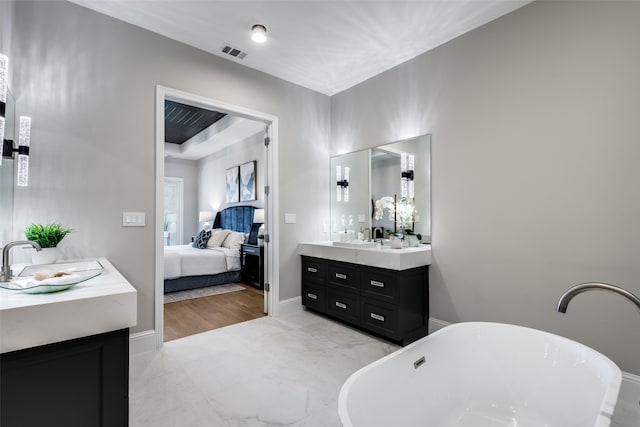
[164,205,259,293]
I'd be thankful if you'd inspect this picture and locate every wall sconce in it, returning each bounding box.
[0,53,7,166]
[3,115,33,187]
[401,152,415,199]
[336,165,349,202]
[15,116,31,187]
[198,211,214,229]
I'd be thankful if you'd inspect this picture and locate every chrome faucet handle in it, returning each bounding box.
[1,240,43,282]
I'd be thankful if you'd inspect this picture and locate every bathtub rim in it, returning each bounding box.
[338,321,622,427]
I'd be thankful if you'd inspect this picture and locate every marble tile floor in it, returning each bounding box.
[129,309,399,426]
[130,309,640,426]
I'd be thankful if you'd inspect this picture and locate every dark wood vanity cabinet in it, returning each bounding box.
[301,256,429,344]
[0,328,129,427]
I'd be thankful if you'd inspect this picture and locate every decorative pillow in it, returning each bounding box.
[207,229,231,248]
[192,229,212,249]
[222,231,246,252]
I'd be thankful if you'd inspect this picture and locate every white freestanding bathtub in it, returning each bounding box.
[339,322,621,427]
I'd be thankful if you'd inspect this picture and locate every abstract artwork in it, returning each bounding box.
[240,160,257,202]
[225,166,239,203]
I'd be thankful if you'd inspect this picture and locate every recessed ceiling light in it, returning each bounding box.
[251,24,267,44]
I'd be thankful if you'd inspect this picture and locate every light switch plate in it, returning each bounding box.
[122,212,145,227]
[284,213,297,224]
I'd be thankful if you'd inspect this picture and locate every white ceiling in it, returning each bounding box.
[69,0,532,96]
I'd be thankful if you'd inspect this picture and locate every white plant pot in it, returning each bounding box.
[257,238,264,247]
[390,236,403,249]
[32,247,59,265]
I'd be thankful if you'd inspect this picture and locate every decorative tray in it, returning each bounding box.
[0,271,102,294]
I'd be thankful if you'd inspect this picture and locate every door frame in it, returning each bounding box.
[154,85,280,349]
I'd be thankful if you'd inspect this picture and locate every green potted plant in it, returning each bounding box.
[24,222,73,264]
[257,233,265,246]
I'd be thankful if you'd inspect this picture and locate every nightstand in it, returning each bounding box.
[240,243,264,289]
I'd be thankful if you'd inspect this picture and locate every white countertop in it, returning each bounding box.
[0,257,137,354]
[298,241,431,270]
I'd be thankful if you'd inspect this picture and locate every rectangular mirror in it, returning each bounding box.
[330,134,431,243]
[1,89,15,247]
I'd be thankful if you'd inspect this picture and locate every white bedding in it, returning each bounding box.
[164,245,241,280]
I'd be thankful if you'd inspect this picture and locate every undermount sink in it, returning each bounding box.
[18,260,104,277]
[332,240,379,249]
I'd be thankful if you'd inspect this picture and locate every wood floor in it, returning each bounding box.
[163,283,266,342]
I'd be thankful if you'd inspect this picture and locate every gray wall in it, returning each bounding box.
[7,0,330,332]
[164,158,198,243]
[198,132,265,213]
[331,1,640,374]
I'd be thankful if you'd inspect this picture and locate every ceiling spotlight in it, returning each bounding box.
[251,24,267,44]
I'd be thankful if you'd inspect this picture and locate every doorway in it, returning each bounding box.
[155,86,280,347]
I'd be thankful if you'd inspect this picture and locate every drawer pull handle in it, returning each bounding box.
[335,301,347,309]
[307,293,318,300]
[370,312,385,322]
[335,273,347,280]
[307,267,318,273]
[370,280,385,288]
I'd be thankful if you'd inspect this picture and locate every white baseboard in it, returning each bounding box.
[129,330,157,354]
[428,317,451,333]
[278,296,302,316]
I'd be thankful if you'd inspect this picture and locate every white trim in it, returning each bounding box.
[155,85,279,349]
[623,371,640,384]
[428,317,451,333]
[278,296,302,316]
[129,330,157,354]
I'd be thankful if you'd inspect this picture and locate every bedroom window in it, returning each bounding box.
[164,177,184,246]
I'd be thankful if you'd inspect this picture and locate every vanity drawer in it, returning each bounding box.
[326,288,360,326]
[362,268,398,304]
[361,298,399,340]
[302,282,326,313]
[327,261,361,292]
[302,257,326,284]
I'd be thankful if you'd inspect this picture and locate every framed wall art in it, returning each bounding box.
[225,166,240,203]
[239,160,257,202]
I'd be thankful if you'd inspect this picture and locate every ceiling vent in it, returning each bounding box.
[220,45,247,60]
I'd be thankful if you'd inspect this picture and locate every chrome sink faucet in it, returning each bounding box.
[1,240,42,282]
[557,282,640,313]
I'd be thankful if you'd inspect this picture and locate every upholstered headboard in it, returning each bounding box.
[213,206,262,244]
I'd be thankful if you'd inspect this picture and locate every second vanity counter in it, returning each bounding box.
[298,240,432,270]
[0,257,137,354]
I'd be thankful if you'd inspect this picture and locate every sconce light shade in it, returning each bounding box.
[0,53,7,104]
[251,24,267,43]
[198,211,214,223]
[336,166,350,202]
[16,116,31,187]
[400,152,415,199]
[0,116,4,166]
[253,208,265,223]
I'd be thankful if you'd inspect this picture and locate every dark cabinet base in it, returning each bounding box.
[302,256,429,345]
[0,328,130,427]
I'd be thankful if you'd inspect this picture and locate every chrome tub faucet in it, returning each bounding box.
[557,282,640,313]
